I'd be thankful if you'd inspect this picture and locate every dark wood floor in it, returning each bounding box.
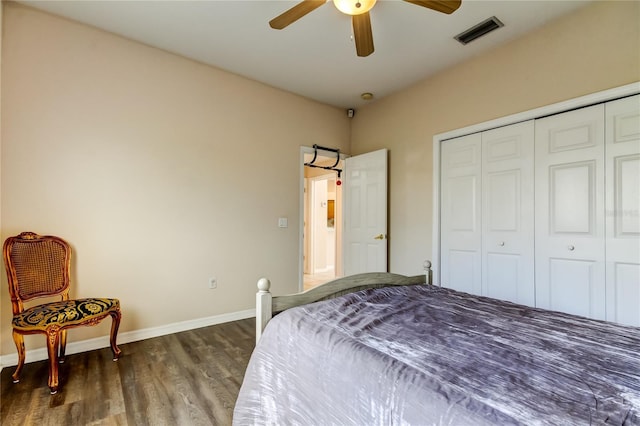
[0,318,256,426]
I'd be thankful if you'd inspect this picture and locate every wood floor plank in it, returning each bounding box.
[1,318,256,426]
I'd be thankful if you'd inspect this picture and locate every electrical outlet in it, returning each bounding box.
[209,277,217,289]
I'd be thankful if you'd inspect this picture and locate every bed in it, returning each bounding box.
[234,262,640,425]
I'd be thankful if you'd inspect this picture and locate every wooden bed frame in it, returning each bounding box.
[255,261,432,342]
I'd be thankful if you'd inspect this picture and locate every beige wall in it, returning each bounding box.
[0,3,350,355]
[1,2,3,273]
[2,0,639,357]
[351,0,640,275]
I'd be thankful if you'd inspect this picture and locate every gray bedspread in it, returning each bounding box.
[233,285,640,425]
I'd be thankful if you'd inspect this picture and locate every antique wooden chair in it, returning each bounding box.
[3,232,122,394]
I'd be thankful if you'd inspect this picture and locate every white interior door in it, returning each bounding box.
[605,94,640,326]
[482,121,535,305]
[440,133,482,295]
[343,149,388,275]
[535,104,606,320]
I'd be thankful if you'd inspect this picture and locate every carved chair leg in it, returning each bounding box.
[46,329,61,394]
[11,330,26,384]
[58,329,68,364]
[109,309,122,361]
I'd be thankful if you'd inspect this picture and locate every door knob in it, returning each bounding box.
[498,241,505,246]
[374,234,386,240]
[568,245,575,251]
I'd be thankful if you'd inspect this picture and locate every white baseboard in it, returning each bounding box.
[0,308,255,371]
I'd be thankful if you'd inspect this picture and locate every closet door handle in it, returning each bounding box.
[568,245,575,251]
[498,241,505,246]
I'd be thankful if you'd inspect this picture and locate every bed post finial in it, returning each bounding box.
[423,260,433,285]
[257,278,271,292]
[256,278,273,344]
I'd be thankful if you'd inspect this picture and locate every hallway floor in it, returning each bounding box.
[303,270,336,290]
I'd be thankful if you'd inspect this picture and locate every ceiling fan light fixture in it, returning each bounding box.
[333,0,377,16]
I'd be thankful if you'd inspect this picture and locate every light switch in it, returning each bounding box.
[278,217,288,228]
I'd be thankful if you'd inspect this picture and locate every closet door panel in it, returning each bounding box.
[482,121,535,306]
[535,104,606,320]
[440,133,482,294]
[486,253,520,302]
[605,94,640,326]
[547,259,599,318]
[549,161,596,235]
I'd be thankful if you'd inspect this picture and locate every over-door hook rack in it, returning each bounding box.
[305,144,342,178]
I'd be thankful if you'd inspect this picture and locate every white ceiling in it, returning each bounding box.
[19,0,593,109]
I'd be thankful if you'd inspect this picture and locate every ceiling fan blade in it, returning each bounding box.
[269,0,327,30]
[352,12,374,57]
[403,0,461,14]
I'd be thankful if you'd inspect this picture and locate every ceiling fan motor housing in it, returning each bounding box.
[333,0,377,15]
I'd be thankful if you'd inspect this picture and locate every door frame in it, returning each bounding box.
[299,146,347,291]
[431,82,640,286]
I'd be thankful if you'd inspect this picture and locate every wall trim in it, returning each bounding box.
[431,81,640,286]
[0,308,256,371]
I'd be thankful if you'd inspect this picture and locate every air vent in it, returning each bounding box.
[455,16,504,45]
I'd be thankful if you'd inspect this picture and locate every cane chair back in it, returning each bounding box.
[5,233,71,311]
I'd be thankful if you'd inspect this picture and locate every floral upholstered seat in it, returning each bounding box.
[13,298,120,331]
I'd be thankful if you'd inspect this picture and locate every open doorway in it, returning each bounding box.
[301,147,344,290]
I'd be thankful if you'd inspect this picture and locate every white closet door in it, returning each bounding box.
[440,133,482,294]
[482,121,535,305]
[535,104,606,319]
[605,94,640,327]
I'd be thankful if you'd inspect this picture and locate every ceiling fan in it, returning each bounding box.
[269,0,462,57]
